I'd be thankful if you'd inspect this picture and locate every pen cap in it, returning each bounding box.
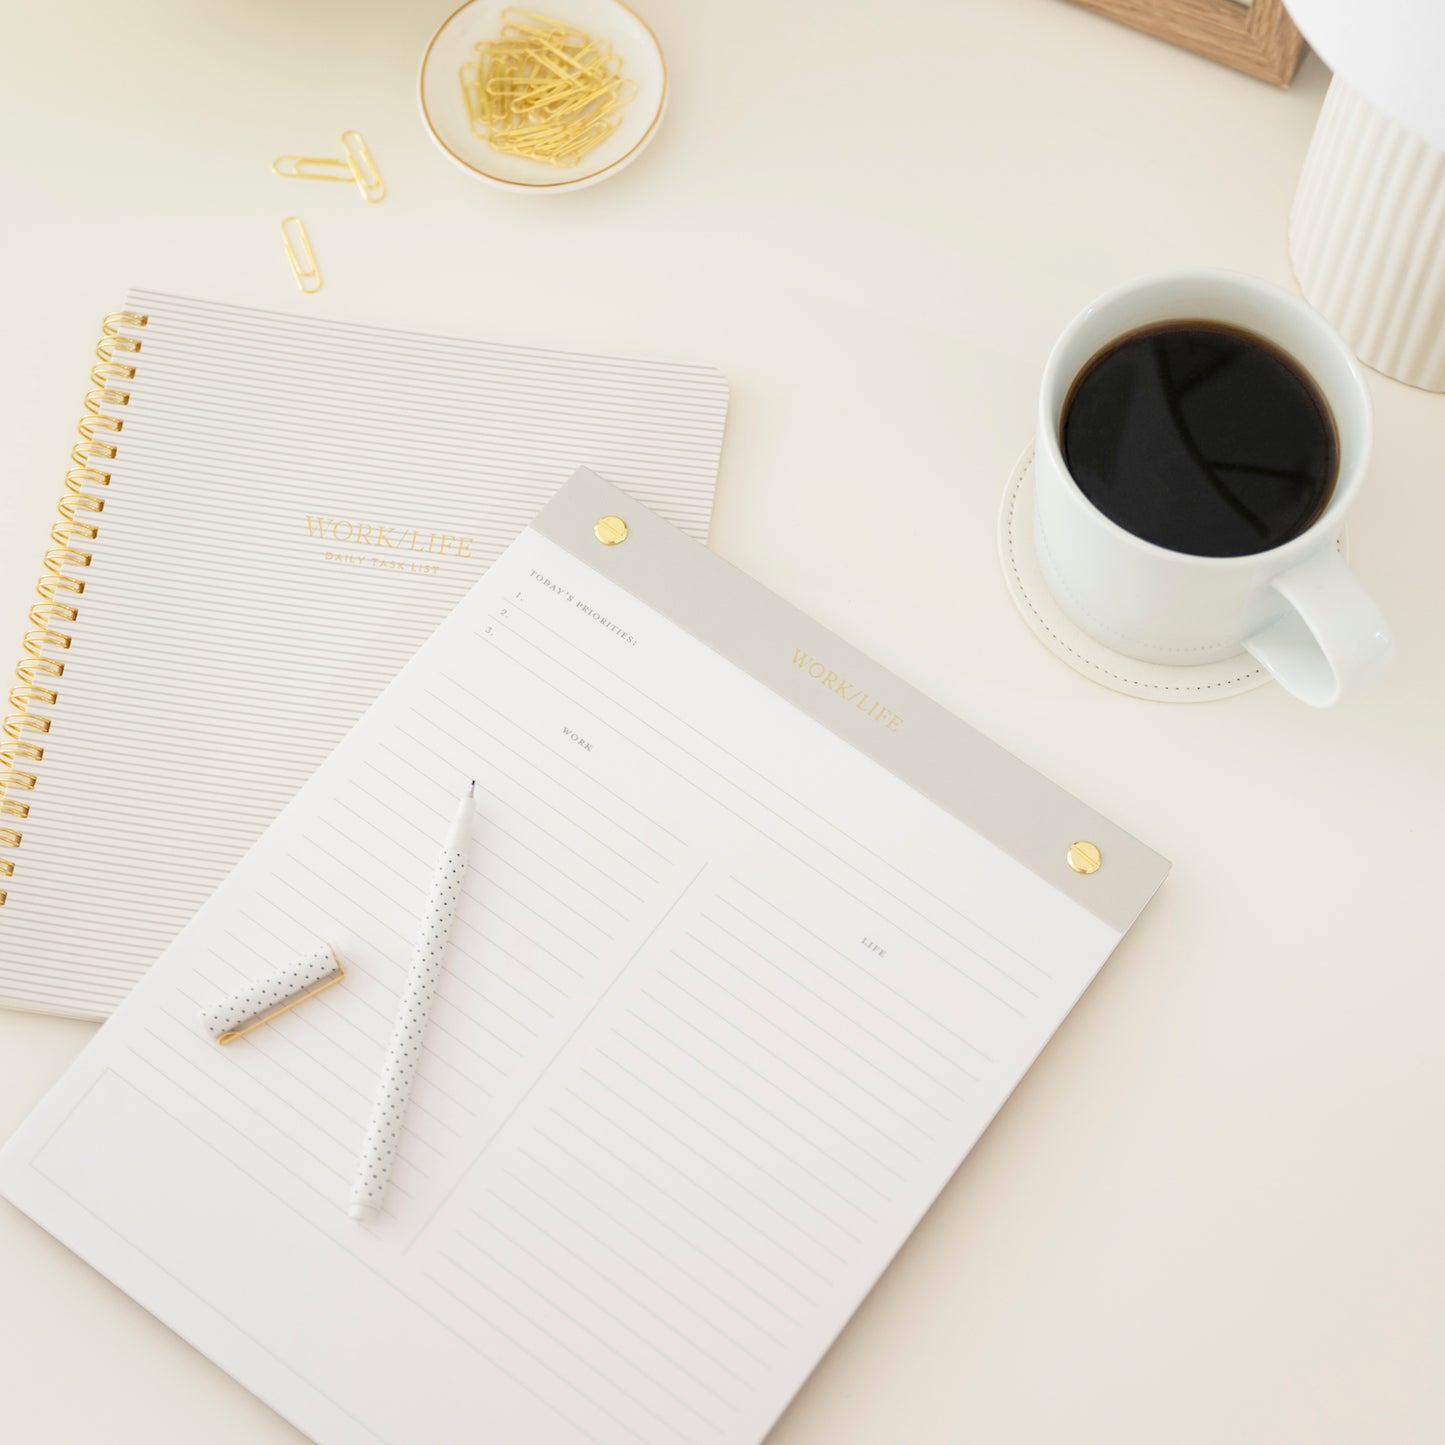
[200,946,345,1043]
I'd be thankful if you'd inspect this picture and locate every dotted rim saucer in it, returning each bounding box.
[997,443,1272,702]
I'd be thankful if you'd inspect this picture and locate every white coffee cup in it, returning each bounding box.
[1034,270,1393,707]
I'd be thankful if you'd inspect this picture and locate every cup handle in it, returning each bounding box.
[1242,548,1393,707]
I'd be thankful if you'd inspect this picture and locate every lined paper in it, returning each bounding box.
[0,291,727,1020]
[0,476,1162,1445]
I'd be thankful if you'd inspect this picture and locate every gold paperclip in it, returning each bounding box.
[281,216,323,294]
[273,154,354,181]
[341,130,386,203]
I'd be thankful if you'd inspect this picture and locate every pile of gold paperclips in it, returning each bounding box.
[461,11,636,167]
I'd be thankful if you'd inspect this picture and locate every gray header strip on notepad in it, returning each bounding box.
[533,468,1170,933]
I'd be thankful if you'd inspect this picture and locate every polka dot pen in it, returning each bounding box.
[348,781,476,1221]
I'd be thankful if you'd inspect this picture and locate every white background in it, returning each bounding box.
[1,1,1441,1441]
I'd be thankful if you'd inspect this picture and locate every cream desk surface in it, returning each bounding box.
[1,1,1442,1441]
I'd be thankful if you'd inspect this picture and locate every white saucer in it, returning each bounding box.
[997,444,1274,702]
[419,0,667,194]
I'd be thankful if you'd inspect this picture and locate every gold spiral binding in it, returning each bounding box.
[0,308,147,905]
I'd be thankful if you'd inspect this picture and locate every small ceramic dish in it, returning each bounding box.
[418,0,667,194]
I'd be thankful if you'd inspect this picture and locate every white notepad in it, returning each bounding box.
[0,294,728,1020]
[0,470,1167,1445]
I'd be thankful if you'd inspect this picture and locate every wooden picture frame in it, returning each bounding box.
[1065,0,1306,87]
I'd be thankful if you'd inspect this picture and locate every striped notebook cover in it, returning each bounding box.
[0,291,728,1020]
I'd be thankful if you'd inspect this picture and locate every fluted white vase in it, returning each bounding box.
[1290,77,1445,393]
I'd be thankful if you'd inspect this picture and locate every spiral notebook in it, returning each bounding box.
[0,469,1167,1445]
[0,293,728,1021]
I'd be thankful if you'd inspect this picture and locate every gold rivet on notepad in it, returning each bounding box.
[1067,840,1102,875]
[594,515,628,546]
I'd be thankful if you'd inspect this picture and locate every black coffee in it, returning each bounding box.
[1060,321,1338,558]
